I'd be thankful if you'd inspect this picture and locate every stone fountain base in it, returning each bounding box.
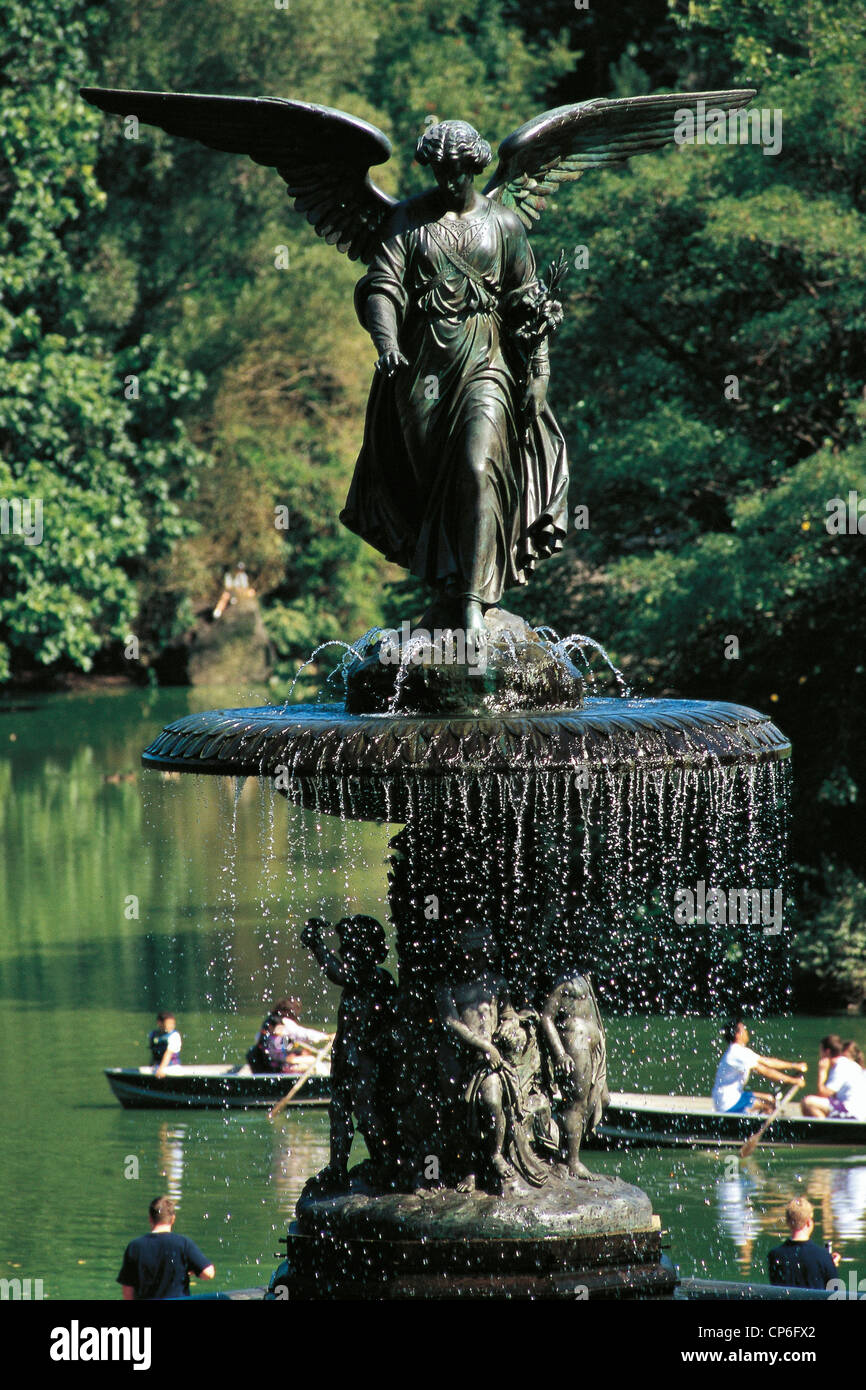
[274,1173,675,1300]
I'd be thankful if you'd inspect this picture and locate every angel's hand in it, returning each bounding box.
[375,348,408,379]
[522,375,548,417]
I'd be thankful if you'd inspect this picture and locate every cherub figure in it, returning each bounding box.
[300,915,396,1189]
[494,1005,560,1168]
[437,925,547,1191]
[540,960,609,1179]
[83,84,755,635]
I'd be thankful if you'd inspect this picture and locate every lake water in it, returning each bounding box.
[2,688,865,1300]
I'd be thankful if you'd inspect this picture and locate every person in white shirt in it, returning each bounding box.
[712,1019,807,1114]
[802,1036,866,1120]
[212,561,256,619]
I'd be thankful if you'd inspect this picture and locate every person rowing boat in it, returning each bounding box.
[247,997,331,1075]
[711,1019,806,1116]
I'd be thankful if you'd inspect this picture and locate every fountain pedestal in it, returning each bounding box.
[277,1176,673,1300]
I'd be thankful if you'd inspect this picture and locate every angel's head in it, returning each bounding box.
[416,120,491,204]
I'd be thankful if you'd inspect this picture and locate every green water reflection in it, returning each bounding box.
[1,690,865,1299]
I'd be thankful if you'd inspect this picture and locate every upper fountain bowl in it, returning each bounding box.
[141,695,790,820]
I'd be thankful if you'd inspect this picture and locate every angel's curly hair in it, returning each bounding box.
[415,120,492,173]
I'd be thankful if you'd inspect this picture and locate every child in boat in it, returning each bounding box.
[247,998,330,1074]
[149,1012,182,1077]
[801,1035,866,1120]
[711,1019,806,1114]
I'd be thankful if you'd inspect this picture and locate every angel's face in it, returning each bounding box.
[432,155,476,208]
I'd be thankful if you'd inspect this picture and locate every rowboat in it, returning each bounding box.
[104,1072,866,1142]
[586,1091,866,1149]
[104,1062,331,1110]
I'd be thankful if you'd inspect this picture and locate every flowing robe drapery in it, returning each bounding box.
[340,197,569,607]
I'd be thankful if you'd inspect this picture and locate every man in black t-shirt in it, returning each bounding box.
[767,1196,839,1289]
[118,1196,215,1300]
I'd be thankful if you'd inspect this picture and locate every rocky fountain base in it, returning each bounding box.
[143,616,790,1300]
[286,1174,666,1300]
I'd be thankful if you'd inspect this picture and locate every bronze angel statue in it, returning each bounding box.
[83,86,754,636]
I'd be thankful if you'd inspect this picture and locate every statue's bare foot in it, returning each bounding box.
[568,1158,594,1180]
[460,598,486,637]
[490,1155,516,1183]
[456,1172,477,1193]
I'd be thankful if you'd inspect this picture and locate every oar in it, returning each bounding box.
[739,1080,802,1159]
[268,1036,334,1120]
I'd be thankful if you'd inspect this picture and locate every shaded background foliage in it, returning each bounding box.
[2,0,865,1003]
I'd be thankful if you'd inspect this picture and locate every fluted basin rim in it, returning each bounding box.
[141,696,790,779]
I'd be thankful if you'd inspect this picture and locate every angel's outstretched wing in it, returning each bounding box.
[81,88,397,263]
[483,89,757,228]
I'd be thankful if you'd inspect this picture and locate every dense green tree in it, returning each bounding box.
[504,0,680,101]
[0,0,204,680]
[795,866,866,1011]
[512,0,866,995]
[5,0,865,998]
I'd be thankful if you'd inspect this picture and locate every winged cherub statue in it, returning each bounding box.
[83,86,755,637]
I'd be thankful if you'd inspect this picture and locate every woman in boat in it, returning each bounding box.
[800,1034,842,1118]
[247,998,330,1075]
[801,1035,866,1121]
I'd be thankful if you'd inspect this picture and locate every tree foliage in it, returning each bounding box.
[512,0,866,997]
[0,0,203,678]
[4,0,865,999]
